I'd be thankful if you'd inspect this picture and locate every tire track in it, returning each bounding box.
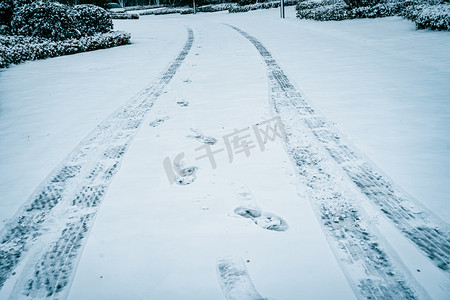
[0,27,194,298]
[217,257,267,300]
[228,24,450,275]
[228,25,421,299]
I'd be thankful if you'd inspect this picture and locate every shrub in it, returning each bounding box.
[139,7,193,15]
[344,0,380,8]
[71,4,113,36]
[124,4,164,11]
[10,2,114,40]
[0,31,131,68]
[179,8,194,14]
[296,1,350,20]
[402,3,450,30]
[11,1,76,40]
[1,0,34,26]
[197,3,236,12]
[400,2,423,20]
[295,0,449,31]
[229,5,251,12]
[296,0,410,20]
[110,12,140,19]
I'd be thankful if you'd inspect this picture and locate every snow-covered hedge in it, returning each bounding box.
[296,0,450,30]
[124,4,164,11]
[0,31,130,68]
[296,0,410,20]
[1,0,33,29]
[179,8,195,14]
[139,7,193,15]
[71,4,113,35]
[10,2,114,40]
[110,12,140,19]
[197,3,237,12]
[11,1,76,40]
[344,0,380,8]
[137,3,235,14]
[229,0,298,13]
[401,3,450,30]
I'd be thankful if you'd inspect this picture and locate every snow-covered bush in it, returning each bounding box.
[402,3,450,30]
[10,2,115,40]
[344,0,380,8]
[295,0,450,30]
[228,5,251,12]
[179,8,194,14]
[124,4,164,11]
[110,12,140,19]
[400,1,422,20]
[296,0,407,20]
[296,1,349,19]
[71,4,113,36]
[0,31,131,68]
[0,0,33,28]
[1,1,131,67]
[11,1,76,40]
[139,7,193,15]
[197,3,237,12]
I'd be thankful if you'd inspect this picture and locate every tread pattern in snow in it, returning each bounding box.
[228,24,450,274]
[229,25,420,299]
[0,28,194,297]
[217,257,267,300]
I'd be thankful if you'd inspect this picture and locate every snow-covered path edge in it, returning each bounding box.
[0,28,194,299]
[228,24,450,299]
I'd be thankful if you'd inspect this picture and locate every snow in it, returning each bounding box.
[0,20,185,224]
[0,6,449,300]
[216,9,450,222]
[66,17,354,299]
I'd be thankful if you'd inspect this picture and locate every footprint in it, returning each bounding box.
[178,166,197,177]
[233,185,288,232]
[175,175,196,185]
[175,164,198,186]
[176,100,189,107]
[187,128,217,145]
[217,257,268,300]
[234,206,261,218]
[149,116,170,127]
[234,206,288,232]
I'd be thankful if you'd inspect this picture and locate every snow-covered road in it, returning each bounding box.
[1,6,449,300]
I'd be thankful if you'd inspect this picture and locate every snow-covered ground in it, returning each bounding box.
[0,6,449,300]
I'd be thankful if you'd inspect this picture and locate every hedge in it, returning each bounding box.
[295,0,450,30]
[401,3,450,30]
[0,31,131,68]
[139,7,193,15]
[110,12,140,19]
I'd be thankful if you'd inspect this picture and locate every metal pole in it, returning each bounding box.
[280,0,285,18]
[193,0,196,14]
